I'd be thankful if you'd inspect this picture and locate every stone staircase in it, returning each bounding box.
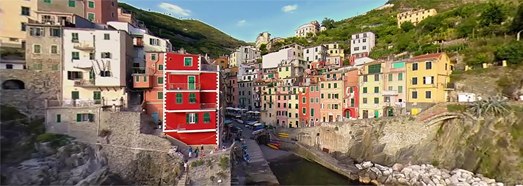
[415,103,450,123]
[176,172,188,186]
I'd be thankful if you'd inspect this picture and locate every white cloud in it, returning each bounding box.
[282,4,298,13]
[158,2,191,17]
[236,20,247,26]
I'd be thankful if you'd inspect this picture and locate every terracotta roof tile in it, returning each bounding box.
[408,53,443,62]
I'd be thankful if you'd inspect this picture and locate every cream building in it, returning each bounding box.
[382,60,407,116]
[325,43,345,60]
[319,78,344,122]
[62,27,133,108]
[229,46,260,67]
[397,9,437,27]
[0,0,38,47]
[295,21,320,37]
[255,32,270,49]
[359,61,385,119]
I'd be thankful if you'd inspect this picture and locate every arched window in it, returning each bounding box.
[2,79,25,90]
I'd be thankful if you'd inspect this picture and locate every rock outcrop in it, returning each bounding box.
[353,161,504,186]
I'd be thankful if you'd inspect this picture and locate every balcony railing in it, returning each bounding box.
[72,59,93,69]
[382,90,398,96]
[132,67,146,74]
[167,83,200,90]
[45,99,123,108]
[73,42,95,51]
[74,79,96,87]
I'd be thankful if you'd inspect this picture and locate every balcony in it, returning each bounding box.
[46,99,123,108]
[382,90,398,96]
[73,42,95,51]
[72,59,93,69]
[167,83,200,90]
[131,67,146,74]
[133,74,153,88]
[74,79,96,87]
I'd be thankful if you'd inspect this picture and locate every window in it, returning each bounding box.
[101,52,111,58]
[56,114,61,123]
[155,91,162,99]
[50,45,58,54]
[321,84,324,88]
[412,77,418,85]
[412,63,418,71]
[21,22,26,31]
[72,33,79,42]
[33,63,43,70]
[388,74,393,81]
[33,45,41,54]
[88,1,95,8]
[176,93,183,103]
[21,7,30,16]
[104,33,110,40]
[158,64,163,70]
[362,46,367,50]
[71,52,80,60]
[398,86,403,93]
[425,91,432,99]
[302,108,306,114]
[321,94,324,99]
[374,97,380,104]
[423,76,434,85]
[412,91,418,99]
[157,77,163,84]
[328,84,331,89]
[67,71,82,80]
[6,64,13,69]
[149,38,159,46]
[151,54,157,60]
[68,0,76,7]
[87,13,95,21]
[398,73,403,81]
[425,61,432,70]
[363,75,368,82]
[50,28,60,37]
[363,98,368,104]
[374,87,379,93]
[388,86,393,91]
[350,98,355,107]
[334,83,337,88]
[186,113,197,124]
[76,113,94,122]
[44,0,51,3]
[203,113,211,123]
[311,108,315,116]
[189,93,196,103]
[184,57,192,66]
[363,87,367,93]
[30,27,44,36]
[302,97,306,103]
[374,74,380,81]
[328,94,331,99]
[100,71,111,77]
[89,52,95,60]
[369,64,381,74]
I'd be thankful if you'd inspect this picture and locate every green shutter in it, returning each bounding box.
[204,113,210,123]
[143,75,147,82]
[398,86,403,93]
[76,114,81,122]
[398,73,403,81]
[157,92,163,99]
[392,62,405,68]
[157,77,163,84]
[88,114,94,122]
[88,1,94,8]
[68,0,75,7]
[186,114,190,123]
[158,65,163,70]
[184,57,192,66]
[72,91,79,99]
[195,114,198,123]
[311,109,314,116]
[44,0,51,3]
[176,93,182,103]
[56,114,61,123]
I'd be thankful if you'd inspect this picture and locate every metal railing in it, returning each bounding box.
[167,83,200,90]
[46,99,124,108]
[74,79,96,87]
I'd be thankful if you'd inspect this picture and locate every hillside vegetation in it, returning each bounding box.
[274,0,523,66]
[119,3,247,57]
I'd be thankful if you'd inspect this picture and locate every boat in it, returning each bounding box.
[267,143,279,150]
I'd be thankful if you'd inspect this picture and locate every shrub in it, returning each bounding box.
[447,104,467,112]
[36,133,70,147]
[217,171,227,178]
[219,156,229,170]
[209,175,215,182]
[0,105,26,122]
[467,97,510,118]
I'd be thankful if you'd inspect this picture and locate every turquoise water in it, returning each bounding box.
[269,155,368,185]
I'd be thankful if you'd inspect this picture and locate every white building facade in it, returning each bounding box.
[303,45,327,63]
[229,46,260,68]
[350,32,376,59]
[62,27,133,107]
[262,44,303,69]
[295,21,320,37]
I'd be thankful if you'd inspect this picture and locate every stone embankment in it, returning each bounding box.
[352,161,504,186]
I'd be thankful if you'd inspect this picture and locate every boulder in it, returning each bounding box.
[359,176,371,184]
[362,161,373,169]
[383,169,392,176]
[374,163,389,171]
[355,164,363,170]
[397,177,408,184]
[392,163,404,172]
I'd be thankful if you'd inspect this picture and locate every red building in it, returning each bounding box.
[298,86,310,127]
[343,68,359,119]
[163,53,220,146]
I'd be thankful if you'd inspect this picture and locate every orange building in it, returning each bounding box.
[133,52,165,123]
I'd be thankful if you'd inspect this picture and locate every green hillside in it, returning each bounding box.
[119,3,247,57]
[274,0,523,66]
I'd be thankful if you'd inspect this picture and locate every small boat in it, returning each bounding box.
[267,143,279,150]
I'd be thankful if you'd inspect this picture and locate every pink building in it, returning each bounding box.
[276,87,289,127]
[308,78,321,125]
[85,0,118,24]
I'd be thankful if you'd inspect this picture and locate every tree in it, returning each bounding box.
[479,3,505,27]
[322,18,335,29]
[400,22,415,32]
[259,44,268,55]
[510,3,523,33]
[495,41,523,65]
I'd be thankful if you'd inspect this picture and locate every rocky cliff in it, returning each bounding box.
[282,104,523,184]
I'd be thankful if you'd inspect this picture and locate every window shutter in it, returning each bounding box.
[186,114,190,123]
[195,114,199,123]
[88,114,94,122]
[76,114,81,122]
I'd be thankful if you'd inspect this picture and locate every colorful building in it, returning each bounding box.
[405,53,452,114]
[397,9,437,27]
[133,52,165,123]
[276,87,289,127]
[163,53,221,146]
[298,86,310,127]
[295,20,320,37]
[319,73,344,122]
[382,60,407,116]
[350,32,376,59]
[358,61,385,119]
[287,86,299,128]
[308,80,321,125]
[0,0,38,47]
[343,68,359,119]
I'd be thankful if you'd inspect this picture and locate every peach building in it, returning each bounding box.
[133,52,165,123]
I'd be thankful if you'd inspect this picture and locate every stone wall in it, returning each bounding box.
[45,108,185,185]
[280,111,523,184]
[0,69,60,117]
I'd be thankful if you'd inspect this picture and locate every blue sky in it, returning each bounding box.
[120,0,387,42]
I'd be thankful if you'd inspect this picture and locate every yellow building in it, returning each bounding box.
[405,53,453,114]
[325,43,345,60]
[287,86,299,128]
[358,61,385,119]
[319,74,344,122]
[0,0,38,47]
[397,9,437,27]
[260,85,277,126]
